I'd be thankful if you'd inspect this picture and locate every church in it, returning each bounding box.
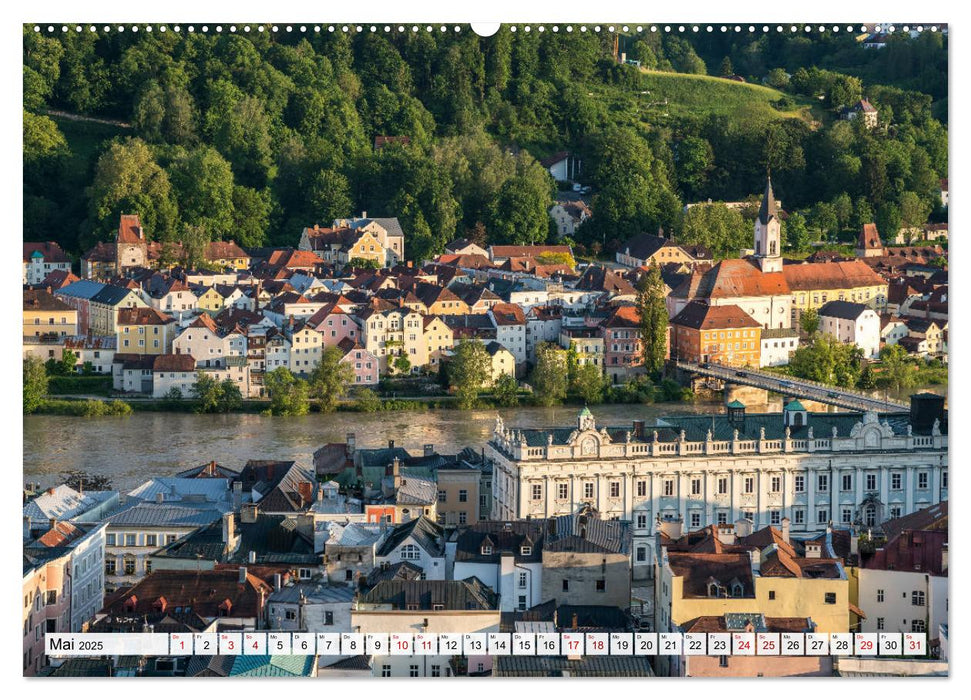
[668,178,888,331]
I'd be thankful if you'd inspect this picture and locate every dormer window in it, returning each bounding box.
[731,583,744,597]
[481,545,493,556]
[521,546,532,556]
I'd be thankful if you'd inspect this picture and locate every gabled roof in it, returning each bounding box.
[544,513,632,554]
[24,289,74,312]
[152,354,197,372]
[103,569,271,619]
[205,241,250,260]
[818,300,872,321]
[490,302,526,326]
[879,501,948,542]
[376,516,445,558]
[453,520,546,562]
[118,306,174,326]
[24,241,71,263]
[671,301,759,330]
[858,223,883,250]
[674,259,790,299]
[576,265,637,295]
[358,578,498,611]
[783,260,887,292]
[117,214,145,244]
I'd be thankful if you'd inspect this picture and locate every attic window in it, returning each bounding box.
[481,545,493,556]
[731,583,744,598]
[521,546,532,556]
[432,604,444,611]
[406,604,419,611]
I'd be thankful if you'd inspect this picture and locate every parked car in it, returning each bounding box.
[736,371,748,378]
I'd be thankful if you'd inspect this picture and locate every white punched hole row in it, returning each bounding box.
[32,24,939,35]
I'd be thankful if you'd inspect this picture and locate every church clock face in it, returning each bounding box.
[581,437,596,456]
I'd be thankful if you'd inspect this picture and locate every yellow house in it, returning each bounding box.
[485,341,516,384]
[204,241,251,271]
[23,290,78,339]
[116,307,176,355]
[194,286,226,313]
[422,316,454,371]
[339,230,386,267]
[784,260,888,329]
[415,282,471,316]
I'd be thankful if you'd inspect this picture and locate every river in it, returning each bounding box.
[24,382,944,492]
[24,401,734,491]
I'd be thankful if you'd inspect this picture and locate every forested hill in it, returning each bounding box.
[23,25,947,261]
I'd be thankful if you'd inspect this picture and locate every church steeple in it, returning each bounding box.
[753,175,782,273]
[758,176,779,226]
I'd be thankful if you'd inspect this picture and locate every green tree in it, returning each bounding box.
[133,81,197,145]
[783,211,812,252]
[447,339,492,410]
[851,197,875,231]
[355,388,383,412]
[23,110,68,167]
[88,137,180,240]
[858,363,876,390]
[571,363,606,404]
[875,203,902,245]
[878,344,918,393]
[899,191,932,242]
[530,343,569,407]
[492,373,519,407]
[765,68,790,90]
[309,346,354,412]
[719,56,734,77]
[393,355,412,375]
[800,307,819,335]
[231,186,272,248]
[169,146,236,239]
[217,379,243,412]
[635,265,669,377]
[192,374,221,412]
[675,136,714,200]
[180,223,211,270]
[263,367,311,416]
[308,169,352,224]
[677,203,750,259]
[827,74,863,109]
[24,357,48,414]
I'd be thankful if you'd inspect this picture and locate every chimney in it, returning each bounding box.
[48,517,57,533]
[781,517,790,544]
[317,484,324,502]
[241,503,259,524]
[392,457,401,491]
[942,544,948,572]
[239,566,247,583]
[23,515,31,540]
[248,550,257,564]
[632,420,645,440]
[423,444,434,457]
[734,518,753,537]
[233,481,243,511]
[362,211,367,219]
[749,549,760,575]
[850,533,859,557]
[156,492,165,504]
[805,542,822,559]
[222,512,236,548]
[274,573,282,591]
[346,432,356,455]
[388,440,395,449]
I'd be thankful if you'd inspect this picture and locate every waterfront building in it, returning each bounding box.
[488,397,947,571]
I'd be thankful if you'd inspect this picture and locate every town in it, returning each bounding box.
[23,183,949,677]
[22,22,948,679]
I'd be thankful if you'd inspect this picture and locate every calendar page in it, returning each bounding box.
[19,0,949,685]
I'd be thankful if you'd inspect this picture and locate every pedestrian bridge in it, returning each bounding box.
[675,360,908,413]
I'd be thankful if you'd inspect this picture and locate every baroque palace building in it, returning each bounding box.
[486,396,947,575]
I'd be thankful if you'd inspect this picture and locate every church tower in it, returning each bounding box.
[753,177,783,273]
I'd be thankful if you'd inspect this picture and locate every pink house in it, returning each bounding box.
[23,545,72,676]
[308,304,360,348]
[338,337,379,385]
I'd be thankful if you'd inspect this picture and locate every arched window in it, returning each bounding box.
[793,413,804,427]
[732,583,744,597]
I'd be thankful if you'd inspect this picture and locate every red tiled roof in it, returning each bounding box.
[671,301,759,331]
[152,354,197,372]
[490,245,573,258]
[676,259,791,299]
[103,569,271,619]
[117,214,145,244]
[783,260,886,292]
[24,289,75,312]
[24,241,71,264]
[858,223,883,250]
[490,302,526,326]
[205,240,250,260]
[117,307,175,326]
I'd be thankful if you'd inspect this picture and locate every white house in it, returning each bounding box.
[24,242,72,285]
[448,521,544,612]
[760,328,800,367]
[818,300,881,359]
[373,516,447,581]
[265,581,355,632]
[488,303,527,374]
[173,315,247,368]
[881,317,910,347]
[525,305,562,364]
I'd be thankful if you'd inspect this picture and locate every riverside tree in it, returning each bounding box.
[447,339,492,409]
[635,264,669,378]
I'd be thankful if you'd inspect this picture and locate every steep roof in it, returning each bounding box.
[671,301,759,330]
[490,302,526,326]
[152,354,197,372]
[758,178,779,225]
[24,241,71,263]
[117,214,145,244]
[818,300,870,321]
[24,289,74,312]
[675,259,790,299]
[783,260,886,292]
[376,516,445,557]
[858,223,883,250]
[118,306,174,326]
[205,241,250,260]
[879,501,948,542]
